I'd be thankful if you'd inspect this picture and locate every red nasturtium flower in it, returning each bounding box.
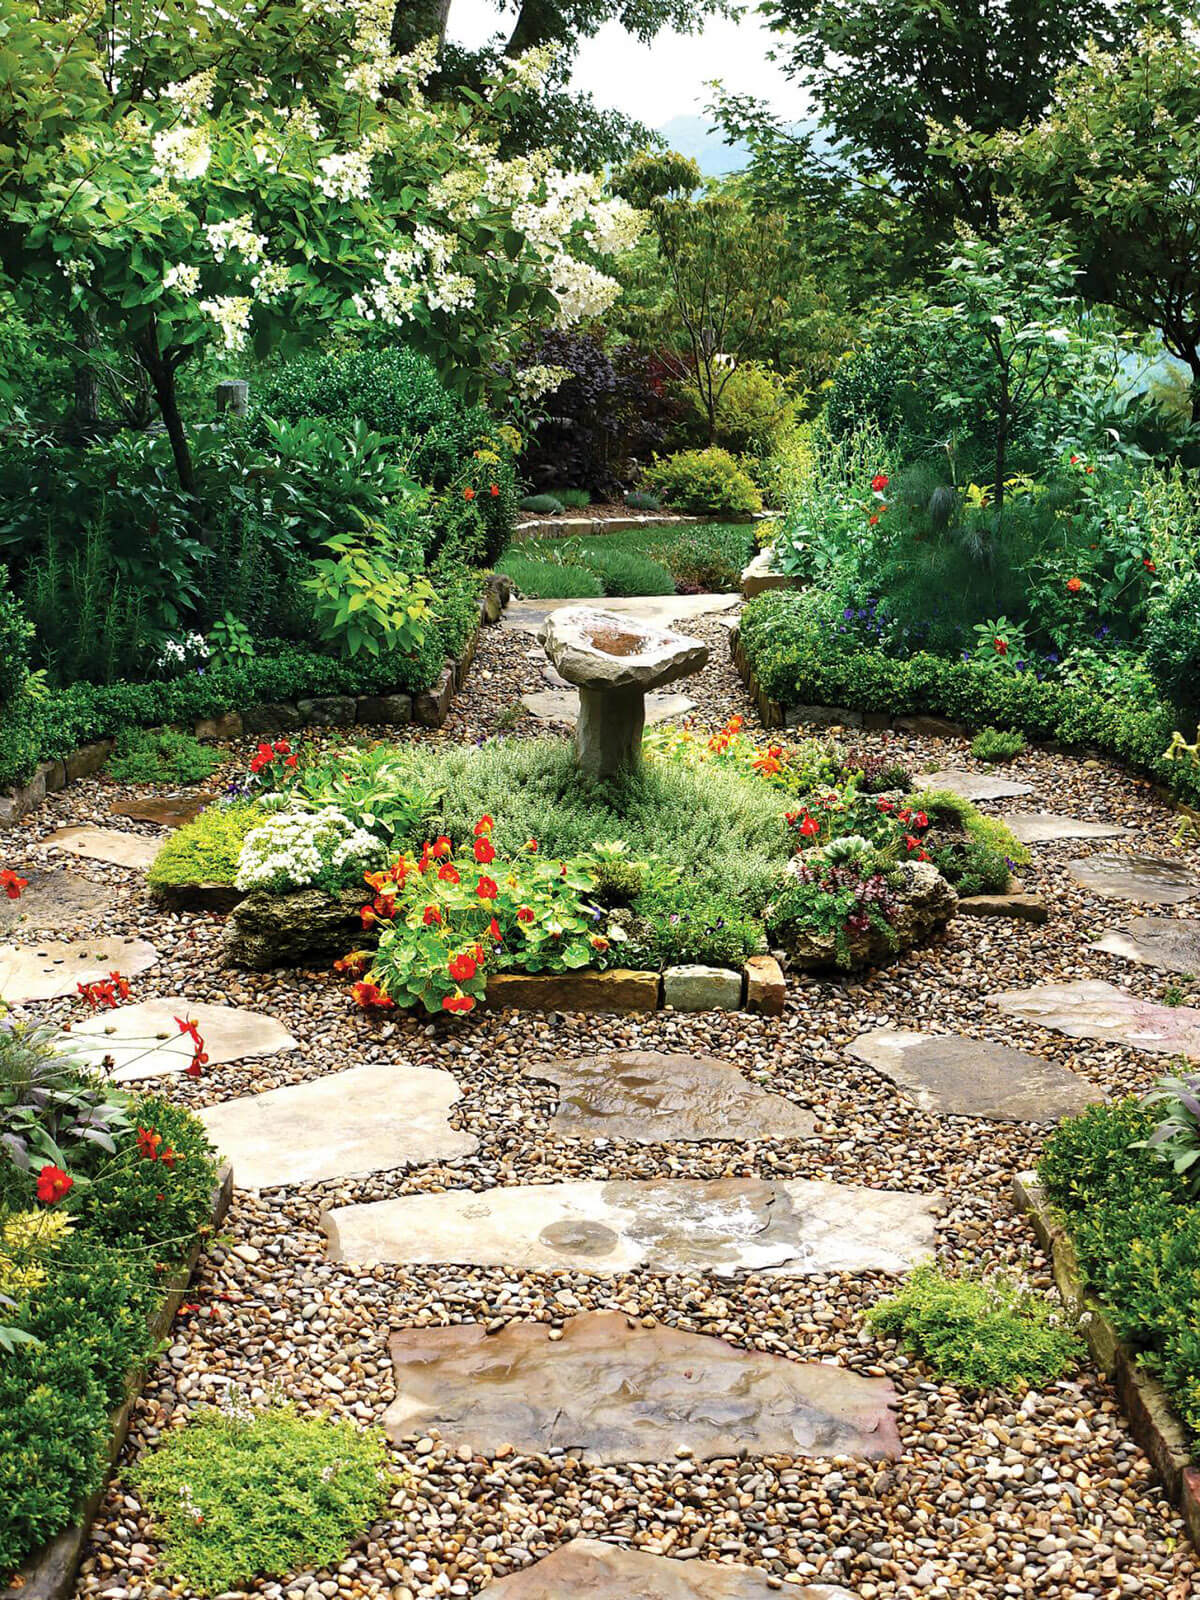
[442,993,475,1014]
[137,1126,163,1160]
[422,904,442,926]
[474,836,496,865]
[1066,576,1083,594]
[0,868,27,900]
[352,980,395,1010]
[487,917,502,943]
[474,815,494,836]
[1144,557,1157,573]
[176,1016,209,1077]
[868,513,881,527]
[524,837,539,853]
[798,814,820,837]
[437,863,461,885]
[463,487,476,501]
[448,952,478,982]
[334,950,371,977]
[476,875,499,901]
[37,1164,73,1205]
[516,906,535,924]
[431,835,453,859]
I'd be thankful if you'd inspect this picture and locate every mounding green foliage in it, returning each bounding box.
[556,489,591,508]
[518,493,565,514]
[107,727,223,785]
[645,447,763,518]
[147,803,261,889]
[132,1404,388,1596]
[497,553,604,599]
[868,1266,1083,1391]
[908,787,1031,869]
[624,490,662,511]
[971,726,1027,763]
[573,543,675,597]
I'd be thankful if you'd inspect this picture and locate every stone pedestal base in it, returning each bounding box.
[576,684,645,777]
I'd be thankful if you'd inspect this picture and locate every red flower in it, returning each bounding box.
[904,834,923,852]
[185,1057,204,1079]
[876,797,894,813]
[474,816,494,837]
[1070,454,1080,465]
[1066,576,1083,594]
[474,836,496,865]
[437,863,461,885]
[109,971,131,1000]
[175,1016,203,1049]
[448,952,477,982]
[423,904,442,926]
[1143,557,1157,573]
[161,1146,177,1168]
[273,739,291,755]
[0,868,27,900]
[487,917,502,943]
[799,814,820,837]
[176,1015,208,1077]
[993,637,1008,655]
[431,836,453,859]
[912,811,929,830]
[284,754,298,769]
[137,1126,163,1160]
[463,487,476,501]
[489,483,500,497]
[442,994,475,1014]
[334,950,370,976]
[249,742,276,775]
[352,980,395,1010]
[360,903,378,930]
[868,514,880,526]
[516,906,535,924]
[78,978,119,1009]
[476,875,498,900]
[36,1164,73,1205]
[525,837,538,854]
[871,473,889,492]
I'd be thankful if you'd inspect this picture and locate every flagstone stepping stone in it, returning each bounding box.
[1002,812,1127,845]
[525,1049,816,1143]
[0,870,117,932]
[65,997,297,1080]
[324,1175,938,1276]
[520,688,696,727]
[1093,918,1200,977]
[109,794,211,828]
[198,1062,477,1190]
[1068,852,1199,905]
[0,937,159,1004]
[920,769,1032,803]
[384,1312,901,1464]
[482,1541,855,1598]
[847,1029,1103,1122]
[990,979,1200,1060]
[45,825,159,872]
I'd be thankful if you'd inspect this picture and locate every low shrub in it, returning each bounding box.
[645,448,762,518]
[131,1404,388,1596]
[557,489,591,509]
[147,803,261,889]
[574,544,675,598]
[651,523,756,592]
[908,788,1031,871]
[519,494,565,514]
[625,491,661,511]
[107,728,223,785]
[1144,572,1200,712]
[496,554,604,599]
[971,727,1027,763]
[627,882,767,968]
[868,1266,1083,1390]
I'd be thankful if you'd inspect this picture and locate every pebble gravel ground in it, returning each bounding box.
[4,608,1200,1600]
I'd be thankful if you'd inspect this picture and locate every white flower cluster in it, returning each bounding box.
[549,254,620,328]
[482,150,551,208]
[585,197,645,256]
[516,363,572,401]
[56,257,92,287]
[429,168,485,223]
[342,0,403,99]
[352,244,422,325]
[316,146,374,202]
[236,807,383,893]
[205,214,267,264]
[252,260,292,302]
[151,125,211,181]
[500,43,558,94]
[163,262,201,295]
[164,70,217,123]
[198,294,253,351]
[156,631,209,670]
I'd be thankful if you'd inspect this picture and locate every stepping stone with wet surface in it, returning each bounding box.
[199,1062,477,1190]
[990,979,1200,1060]
[0,936,158,1003]
[847,1029,1103,1122]
[64,997,297,1080]
[0,869,118,933]
[384,1312,901,1465]
[920,769,1033,803]
[1068,852,1199,905]
[1093,918,1200,977]
[1002,813,1128,845]
[323,1174,938,1275]
[482,1541,855,1599]
[524,1049,816,1143]
[109,793,211,828]
[44,825,159,872]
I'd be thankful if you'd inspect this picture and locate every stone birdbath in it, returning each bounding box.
[537,606,709,778]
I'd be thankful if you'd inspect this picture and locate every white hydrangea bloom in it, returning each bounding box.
[315,147,373,202]
[516,363,572,401]
[585,197,645,256]
[205,214,268,264]
[504,43,558,93]
[251,260,291,302]
[236,808,383,893]
[151,125,211,181]
[549,255,620,327]
[427,270,476,313]
[198,294,253,351]
[163,263,201,295]
[164,69,217,122]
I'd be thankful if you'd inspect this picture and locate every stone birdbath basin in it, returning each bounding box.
[537,606,709,777]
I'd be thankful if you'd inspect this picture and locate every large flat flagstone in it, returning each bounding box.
[1093,918,1200,977]
[324,1175,938,1276]
[45,825,159,872]
[847,1029,1102,1122]
[65,997,297,1080]
[0,936,159,1003]
[1002,812,1127,845]
[525,1050,816,1143]
[198,1063,477,1190]
[385,1312,900,1464]
[990,979,1200,1059]
[109,794,211,828]
[481,1542,854,1599]
[920,769,1032,803]
[521,688,695,726]
[0,870,118,932]
[1068,852,1199,905]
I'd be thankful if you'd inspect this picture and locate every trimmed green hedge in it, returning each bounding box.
[739,590,1200,805]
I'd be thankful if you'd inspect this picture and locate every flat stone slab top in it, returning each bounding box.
[520,689,695,726]
[482,1541,854,1599]
[505,593,739,636]
[324,1175,938,1276]
[65,997,297,1080]
[0,870,117,932]
[1068,852,1200,905]
[109,794,211,828]
[537,606,709,693]
[1002,812,1127,845]
[847,1029,1103,1123]
[384,1312,901,1465]
[919,769,1032,803]
[0,936,159,1004]
[525,1050,816,1144]
[44,825,159,872]
[198,1062,477,1190]
[990,979,1200,1060]
[1093,918,1200,977]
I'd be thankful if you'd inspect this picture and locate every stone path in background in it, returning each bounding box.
[1002,812,1129,845]
[198,1062,477,1190]
[323,1175,939,1276]
[66,996,297,1079]
[0,869,118,931]
[481,1540,856,1599]
[45,824,159,871]
[990,978,1200,1059]
[384,1312,902,1464]
[0,935,159,1003]
[1067,851,1200,904]
[109,794,211,828]
[521,687,695,727]
[918,769,1033,802]
[1093,918,1200,976]
[525,1049,817,1143]
[846,1029,1104,1122]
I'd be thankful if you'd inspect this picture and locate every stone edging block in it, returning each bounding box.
[957,875,1049,924]
[1014,1172,1200,1552]
[1,1164,233,1600]
[483,958,783,1016]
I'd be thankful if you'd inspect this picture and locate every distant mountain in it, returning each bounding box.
[653,114,748,175]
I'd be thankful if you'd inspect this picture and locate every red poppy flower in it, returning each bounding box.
[36,1164,73,1205]
[871,473,889,491]
[437,863,461,885]
[489,484,500,497]
[423,904,442,926]
[1066,576,1083,594]
[463,487,476,501]
[137,1126,163,1160]
[517,906,535,924]
[474,836,496,865]
[448,952,477,982]
[799,814,820,837]
[0,868,27,900]
[476,875,499,900]
[442,993,476,1014]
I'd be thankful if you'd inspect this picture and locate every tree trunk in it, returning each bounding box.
[391,0,452,52]
[137,324,196,495]
[70,314,102,437]
[506,0,563,55]
[994,367,1009,523]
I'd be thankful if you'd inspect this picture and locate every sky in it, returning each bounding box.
[446,1,797,127]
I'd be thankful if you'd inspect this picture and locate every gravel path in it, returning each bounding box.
[4,608,1200,1600]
